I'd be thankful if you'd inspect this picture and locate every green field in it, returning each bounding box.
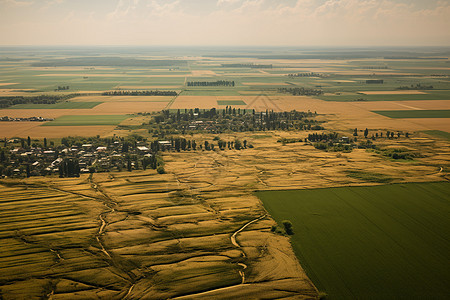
[256,182,450,299]
[42,115,129,126]
[373,109,450,118]
[318,90,450,101]
[217,100,246,105]
[9,102,102,109]
[422,130,450,140]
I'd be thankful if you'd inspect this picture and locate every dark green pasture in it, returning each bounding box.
[256,182,450,299]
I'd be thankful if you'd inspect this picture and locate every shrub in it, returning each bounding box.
[157,166,165,174]
[282,220,294,235]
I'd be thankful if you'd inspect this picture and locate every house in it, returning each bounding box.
[137,146,149,153]
[158,141,172,151]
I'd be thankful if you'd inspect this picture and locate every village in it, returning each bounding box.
[0,133,254,178]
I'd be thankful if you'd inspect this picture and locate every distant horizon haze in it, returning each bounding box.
[0,0,449,47]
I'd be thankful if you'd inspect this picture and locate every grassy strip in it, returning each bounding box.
[257,182,450,299]
[422,130,450,140]
[372,109,450,118]
[42,115,129,126]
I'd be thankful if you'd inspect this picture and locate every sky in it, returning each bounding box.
[0,0,449,47]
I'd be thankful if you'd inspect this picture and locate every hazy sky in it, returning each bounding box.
[0,0,449,46]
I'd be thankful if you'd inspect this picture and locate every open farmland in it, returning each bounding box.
[9,102,103,109]
[257,182,450,299]
[373,109,450,118]
[1,46,450,299]
[0,169,318,299]
[217,100,246,105]
[42,115,130,126]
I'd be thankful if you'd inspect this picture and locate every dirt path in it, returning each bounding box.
[231,214,267,248]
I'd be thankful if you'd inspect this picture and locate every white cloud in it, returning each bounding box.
[217,0,241,5]
[0,0,33,6]
[0,0,449,46]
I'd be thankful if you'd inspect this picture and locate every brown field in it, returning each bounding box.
[0,121,116,138]
[28,67,116,71]
[403,118,450,132]
[170,96,220,109]
[0,123,116,138]
[190,70,217,76]
[36,74,187,78]
[167,95,449,132]
[89,102,166,114]
[1,128,448,299]
[359,90,427,95]
[73,95,173,103]
[0,122,42,137]
[351,100,450,111]
[0,83,18,86]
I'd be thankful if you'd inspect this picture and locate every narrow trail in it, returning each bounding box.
[231,214,267,248]
[123,283,135,299]
[230,214,267,284]
[86,175,139,291]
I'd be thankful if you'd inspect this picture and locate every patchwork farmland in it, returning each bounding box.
[0,46,449,299]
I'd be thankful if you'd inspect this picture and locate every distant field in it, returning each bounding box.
[42,115,129,126]
[373,109,450,118]
[422,130,450,140]
[257,182,450,299]
[217,100,246,105]
[318,90,450,101]
[9,102,102,109]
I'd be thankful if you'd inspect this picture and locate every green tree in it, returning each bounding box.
[282,220,294,235]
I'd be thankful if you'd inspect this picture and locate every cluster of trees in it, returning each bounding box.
[56,86,70,91]
[186,80,235,87]
[376,148,420,160]
[271,220,294,235]
[102,90,178,96]
[366,79,384,84]
[307,132,339,142]
[59,158,80,177]
[221,63,272,69]
[145,108,323,136]
[278,87,323,96]
[146,137,248,152]
[397,83,433,90]
[287,72,323,78]
[353,128,409,139]
[0,94,77,108]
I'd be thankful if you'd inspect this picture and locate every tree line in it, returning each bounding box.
[287,72,324,78]
[186,80,235,87]
[278,87,323,96]
[221,63,272,69]
[102,90,178,96]
[0,94,78,108]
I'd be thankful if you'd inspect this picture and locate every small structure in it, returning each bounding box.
[158,141,172,151]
